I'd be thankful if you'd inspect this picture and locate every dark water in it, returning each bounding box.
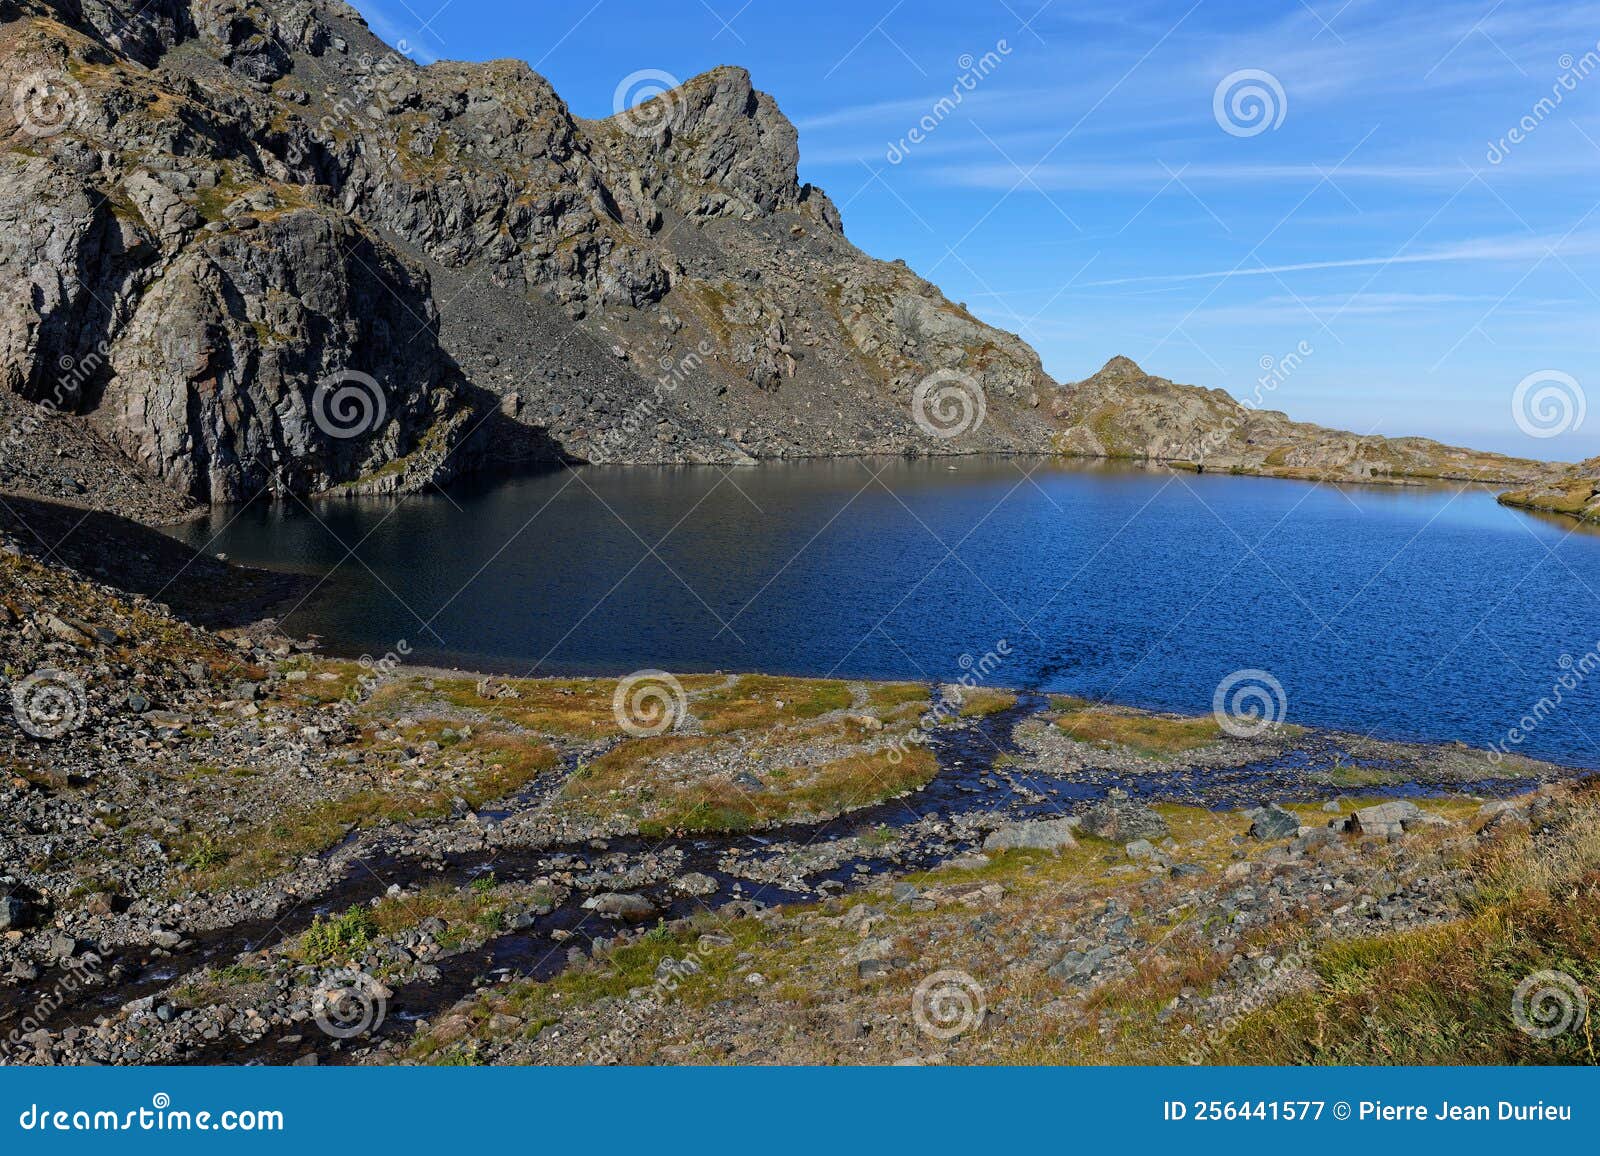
[170,457,1600,768]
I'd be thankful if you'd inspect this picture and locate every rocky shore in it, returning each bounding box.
[1,511,1590,1066]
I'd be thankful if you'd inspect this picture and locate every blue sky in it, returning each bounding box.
[353,0,1600,460]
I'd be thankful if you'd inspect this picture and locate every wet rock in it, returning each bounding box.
[672,872,719,897]
[582,892,657,921]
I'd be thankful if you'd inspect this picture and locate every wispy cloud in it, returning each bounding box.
[1075,233,1600,287]
[353,0,443,63]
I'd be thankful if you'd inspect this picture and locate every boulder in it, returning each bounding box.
[1080,788,1169,842]
[1349,800,1422,838]
[1249,803,1300,840]
[671,872,718,897]
[0,895,29,931]
[982,818,1079,852]
[582,892,657,921]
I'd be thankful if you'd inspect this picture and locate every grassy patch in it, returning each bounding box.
[296,906,379,964]
[176,733,558,892]
[1208,792,1600,1064]
[692,675,854,734]
[1052,699,1224,756]
[370,880,516,950]
[407,914,770,1063]
[558,737,939,834]
[863,683,930,711]
[950,687,1019,718]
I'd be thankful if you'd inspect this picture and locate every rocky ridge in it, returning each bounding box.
[0,0,1574,523]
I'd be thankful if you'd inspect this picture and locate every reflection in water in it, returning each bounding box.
[169,457,1600,767]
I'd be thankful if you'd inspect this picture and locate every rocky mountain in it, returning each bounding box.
[0,0,1568,522]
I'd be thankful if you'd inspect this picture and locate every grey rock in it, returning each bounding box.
[1249,803,1300,840]
[671,872,718,897]
[1080,789,1169,842]
[982,818,1079,852]
[0,894,29,931]
[582,892,657,921]
[1350,800,1422,838]
[1048,944,1116,982]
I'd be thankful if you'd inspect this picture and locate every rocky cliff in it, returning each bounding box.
[0,0,1569,522]
[0,0,1061,518]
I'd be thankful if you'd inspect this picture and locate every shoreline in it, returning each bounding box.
[1,645,1589,1066]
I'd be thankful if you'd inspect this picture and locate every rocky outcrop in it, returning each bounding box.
[1498,456,1600,523]
[1054,355,1554,488]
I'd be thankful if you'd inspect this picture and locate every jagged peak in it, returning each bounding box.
[1095,355,1147,379]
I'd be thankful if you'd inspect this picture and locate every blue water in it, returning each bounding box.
[170,457,1600,768]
